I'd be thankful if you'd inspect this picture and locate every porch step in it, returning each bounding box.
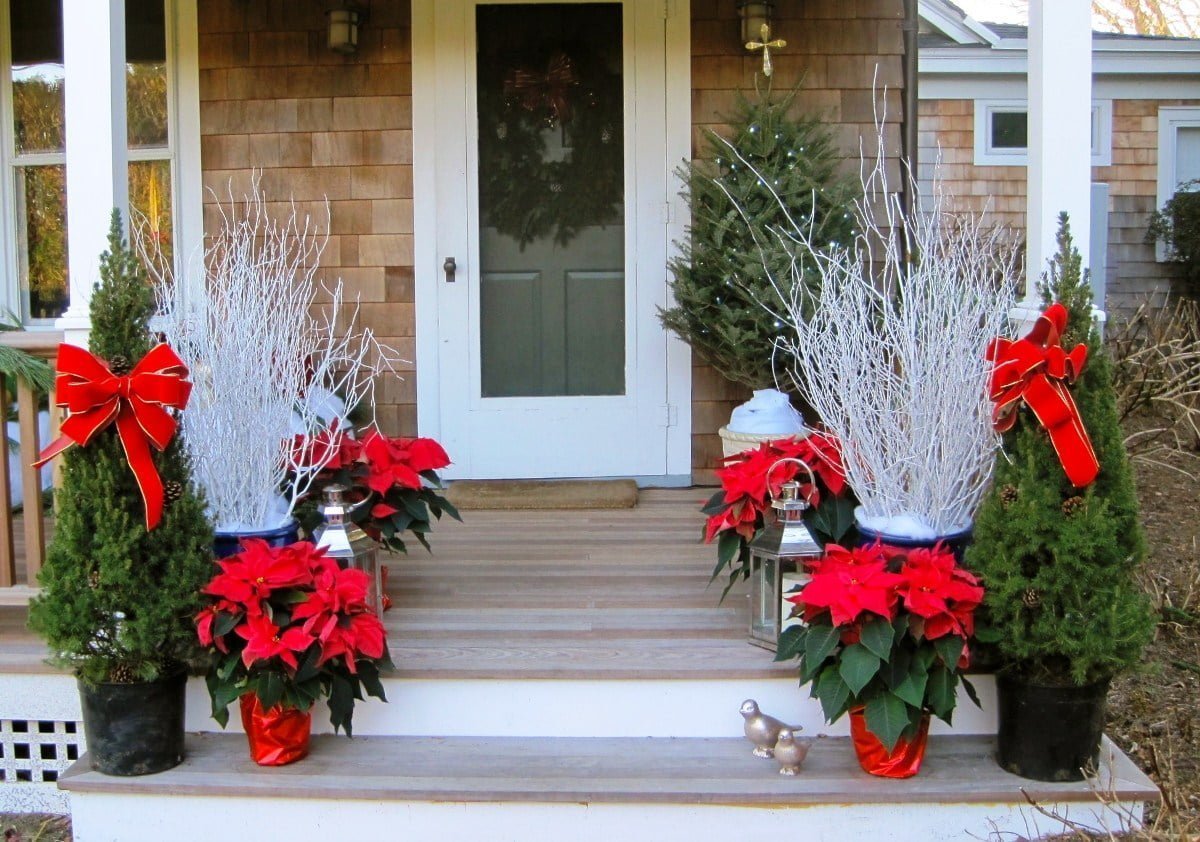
[59,733,1158,842]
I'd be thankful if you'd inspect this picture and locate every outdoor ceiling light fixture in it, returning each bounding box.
[327,3,362,54]
[738,0,786,77]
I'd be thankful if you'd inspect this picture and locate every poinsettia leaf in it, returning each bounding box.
[213,612,238,638]
[328,675,355,736]
[358,662,387,702]
[926,665,956,721]
[804,622,841,668]
[882,644,912,689]
[961,675,982,709]
[258,671,284,712]
[280,589,309,606]
[294,645,322,684]
[775,625,806,662]
[891,659,929,709]
[973,624,1002,644]
[435,496,463,522]
[715,531,742,575]
[865,692,910,754]
[814,667,852,721]
[859,616,895,661]
[217,654,239,681]
[804,494,856,545]
[838,643,881,696]
[413,530,432,553]
[206,672,231,728]
[700,490,729,516]
[933,634,966,669]
[402,496,430,523]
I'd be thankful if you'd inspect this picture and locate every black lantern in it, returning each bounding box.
[748,458,823,650]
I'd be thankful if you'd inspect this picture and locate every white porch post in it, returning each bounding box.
[56,0,128,344]
[1017,0,1093,322]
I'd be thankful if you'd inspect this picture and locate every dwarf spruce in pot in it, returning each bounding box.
[28,212,213,775]
[965,214,1154,781]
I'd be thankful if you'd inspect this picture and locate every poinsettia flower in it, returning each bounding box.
[317,612,387,673]
[294,566,372,630]
[359,430,423,492]
[405,437,451,473]
[798,552,903,627]
[895,545,984,640]
[195,602,239,652]
[235,613,315,671]
[206,538,313,607]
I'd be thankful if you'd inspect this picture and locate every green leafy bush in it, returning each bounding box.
[1148,180,1200,290]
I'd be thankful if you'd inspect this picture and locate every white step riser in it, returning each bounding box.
[67,791,1144,842]
[2,673,998,739]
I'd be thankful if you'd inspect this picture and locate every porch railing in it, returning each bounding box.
[0,330,60,591]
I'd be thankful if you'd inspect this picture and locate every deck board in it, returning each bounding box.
[1,489,789,678]
[58,732,1158,807]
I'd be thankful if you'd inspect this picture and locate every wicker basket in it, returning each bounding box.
[717,425,811,459]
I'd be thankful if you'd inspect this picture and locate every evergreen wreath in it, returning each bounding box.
[477,42,624,247]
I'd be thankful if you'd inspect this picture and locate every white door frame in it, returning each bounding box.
[411,0,692,483]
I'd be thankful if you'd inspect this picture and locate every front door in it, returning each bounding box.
[413,0,689,480]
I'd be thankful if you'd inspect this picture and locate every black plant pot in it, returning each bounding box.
[77,668,187,776]
[996,673,1110,782]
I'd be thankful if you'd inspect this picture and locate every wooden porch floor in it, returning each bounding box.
[0,489,788,679]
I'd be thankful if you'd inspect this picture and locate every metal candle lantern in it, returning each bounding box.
[312,484,384,617]
[748,458,824,650]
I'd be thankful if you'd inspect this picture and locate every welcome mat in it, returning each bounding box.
[444,479,639,510]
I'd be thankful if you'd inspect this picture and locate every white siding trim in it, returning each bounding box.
[972,99,1112,167]
[1155,106,1200,262]
[171,0,205,312]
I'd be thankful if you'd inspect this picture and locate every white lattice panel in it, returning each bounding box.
[0,718,79,814]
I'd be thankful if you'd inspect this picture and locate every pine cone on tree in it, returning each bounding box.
[1022,588,1042,609]
[1061,495,1085,517]
[109,663,137,684]
[999,485,1018,508]
[163,481,184,505]
[87,570,100,589]
[108,354,131,376]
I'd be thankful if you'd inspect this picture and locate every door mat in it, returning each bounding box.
[444,479,638,510]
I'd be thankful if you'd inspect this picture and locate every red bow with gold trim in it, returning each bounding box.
[503,51,580,123]
[35,343,192,530]
[986,303,1099,487]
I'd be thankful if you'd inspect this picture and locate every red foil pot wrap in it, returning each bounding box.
[848,707,931,778]
[240,694,312,766]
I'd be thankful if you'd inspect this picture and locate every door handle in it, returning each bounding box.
[444,256,457,282]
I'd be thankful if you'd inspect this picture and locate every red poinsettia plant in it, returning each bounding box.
[702,433,856,596]
[774,540,984,751]
[196,538,392,735]
[293,426,461,554]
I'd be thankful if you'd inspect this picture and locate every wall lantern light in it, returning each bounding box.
[327,4,362,55]
[738,0,786,77]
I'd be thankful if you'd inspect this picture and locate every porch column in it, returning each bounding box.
[1018,0,1092,318]
[56,0,128,343]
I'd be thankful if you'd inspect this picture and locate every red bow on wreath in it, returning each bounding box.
[503,51,580,123]
[986,303,1099,488]
[35,344,192,530]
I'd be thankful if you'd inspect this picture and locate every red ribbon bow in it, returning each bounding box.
[503,51,580,123]
[986,303,1099,488]
[35,343,192,530]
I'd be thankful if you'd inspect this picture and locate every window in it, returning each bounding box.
[973,99,1113,167]
[3,0,175,323]
[1155,106,1200,262]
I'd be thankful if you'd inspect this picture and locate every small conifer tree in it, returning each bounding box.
[659,87,856,390]
[966,214,1153,686]
[29,211,214,684]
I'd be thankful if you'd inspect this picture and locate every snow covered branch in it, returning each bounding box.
[140,175,401,533]
[716,114,1018,537]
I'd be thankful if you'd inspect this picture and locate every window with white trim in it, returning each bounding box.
[2,0,178,324]
[973,99,1113,167]
[1154,106,1200,262]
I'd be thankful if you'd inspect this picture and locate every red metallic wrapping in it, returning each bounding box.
[240,694,312,766]
[849,707,931,778]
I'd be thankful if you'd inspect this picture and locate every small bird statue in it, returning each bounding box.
[740,699,798,759]
[773,728,810,775]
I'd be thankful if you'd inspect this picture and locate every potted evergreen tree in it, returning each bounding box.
[659,87,855,453]
[966,214,1154,782]
[28,212,214,776]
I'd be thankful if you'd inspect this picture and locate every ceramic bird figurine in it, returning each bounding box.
[740,699,797,758]
[773,728,810,775]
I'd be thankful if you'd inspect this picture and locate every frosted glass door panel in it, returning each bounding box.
[476,3,625,398]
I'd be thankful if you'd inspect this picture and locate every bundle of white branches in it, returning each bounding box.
[140,176,400,533]
[716,118,1018,538]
